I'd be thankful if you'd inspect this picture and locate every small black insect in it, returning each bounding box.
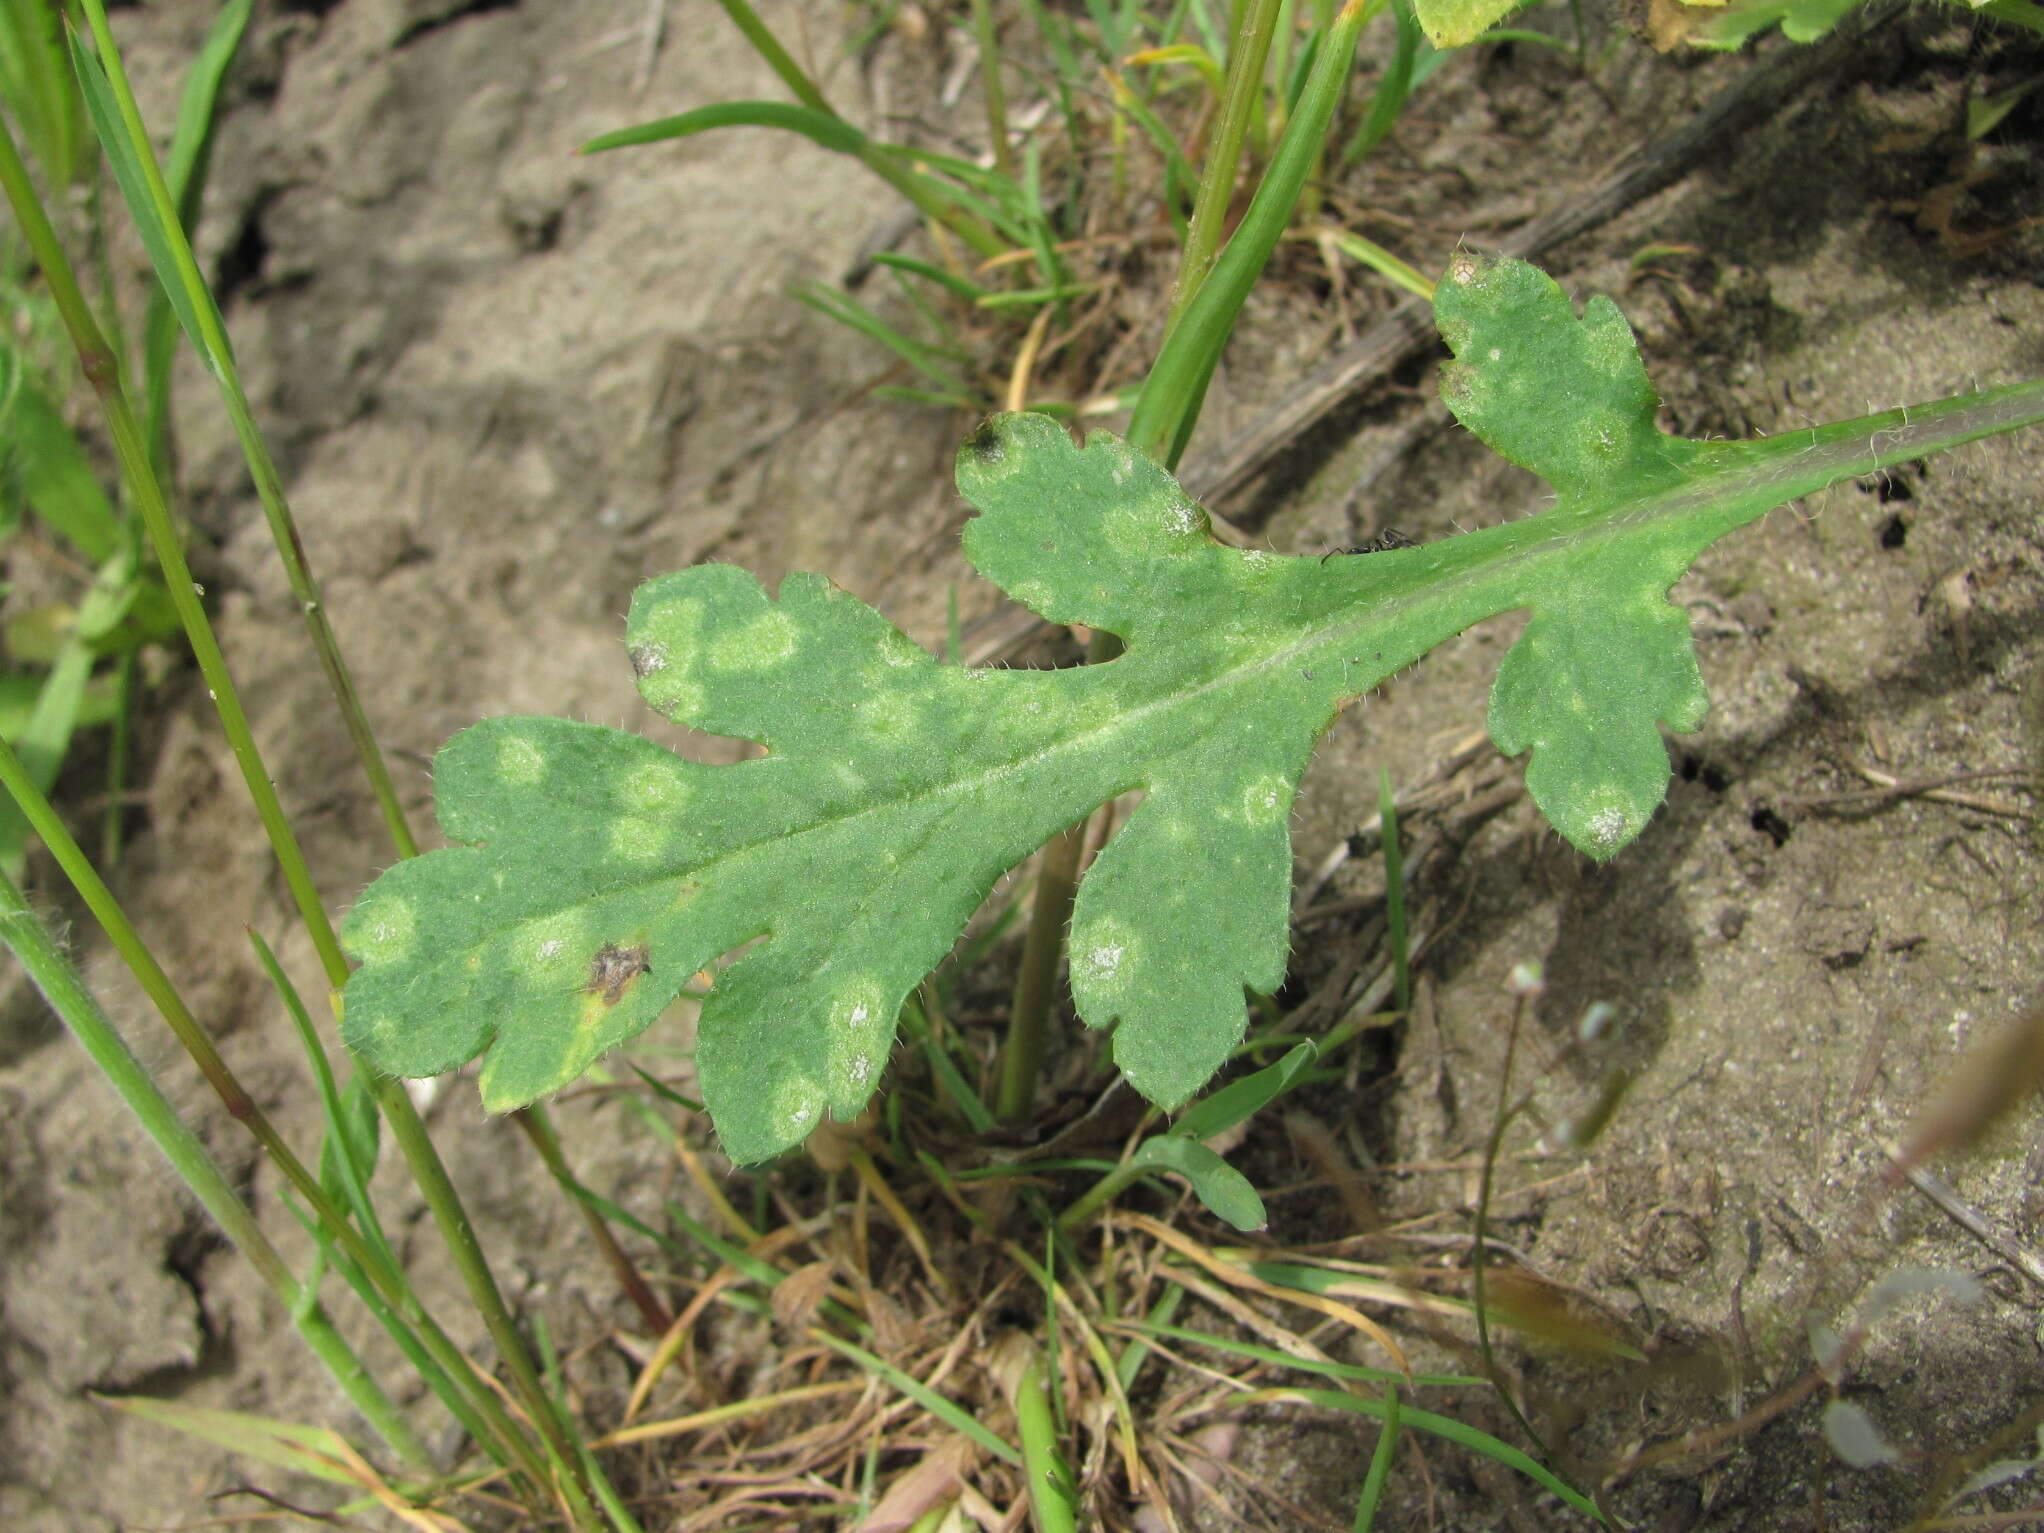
[1319,528,1419,563]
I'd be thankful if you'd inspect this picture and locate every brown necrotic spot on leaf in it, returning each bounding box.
[586,941,651,1006]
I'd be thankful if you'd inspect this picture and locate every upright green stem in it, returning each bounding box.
[0,869,432,1472]
[1166,0,1284,332]
[995,821,1085,1122]
[73,0,417,860]
[994,628,1122,1123]
[1130,0,1373,468]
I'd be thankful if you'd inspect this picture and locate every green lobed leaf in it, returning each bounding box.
[341,255,2044,1163]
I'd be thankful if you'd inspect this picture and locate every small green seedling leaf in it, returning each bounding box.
[1171,1041,1318,1143]
[342,256,2044,1163]
[1129,1135,1266,1232]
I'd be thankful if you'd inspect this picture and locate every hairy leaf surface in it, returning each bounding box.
[341,255,2044,1162]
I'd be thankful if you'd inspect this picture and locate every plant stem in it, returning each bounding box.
[1129,0,1374,468]
[1014,1351,1079,1533]
[1166,0,1284,332]
[0,868,432,1472]
[72,0,418,861]
[513,1104,674,1335]
[995,820,1085,1122]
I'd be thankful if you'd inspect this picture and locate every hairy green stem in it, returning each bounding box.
[0,868,432,1471]
[1014,1351,1079,1533]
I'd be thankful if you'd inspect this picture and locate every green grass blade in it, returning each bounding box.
[1343,0,1420,166]
[0,0,84,189]
[1379,768,1409,1013]
[581,100,866,156]
[144,0,252,475]
[812,1330,1024,1466]
[68,28,227,379]
[711,0,833,114]
[1238,1387,1604,1520]
[1352,1382,1401,1530]
[873,251,990,304]
[1114,1316,1484,1387]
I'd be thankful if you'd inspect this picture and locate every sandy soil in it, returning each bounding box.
[1,1,2040,1528]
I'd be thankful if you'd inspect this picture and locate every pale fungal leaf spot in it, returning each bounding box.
[1488,347,1502,362]
[1162,499,1200,539]
[709,609,798,672]
[608,816,668,861]
[830,987,883,1037]
[535,938,564,963]
[777,1078,824,1136]
[847,1052,871,1086]
[1240,774,1288,826]
[642,673,707,722]
[629,643,669,678]
[497,733,547,785]
[624,762,689,815]
[354,897,417,962]
[877,631,924,668]
[1078,942,1125,984]
[1585,803,1632,855]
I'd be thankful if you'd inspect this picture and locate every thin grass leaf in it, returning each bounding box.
[812,1330,1024,1466]
[143,0,252,475]
[1352,1382,1400,1531]
[1113,1316,1483,1387]
[67,30,228,378]
[1342,0,1420,165]
[0,0,84,189]
[874,251,990,304]
[1379,768,1409,1012]
[1232,1387,1604,1520]
[98,1400,385,1489]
